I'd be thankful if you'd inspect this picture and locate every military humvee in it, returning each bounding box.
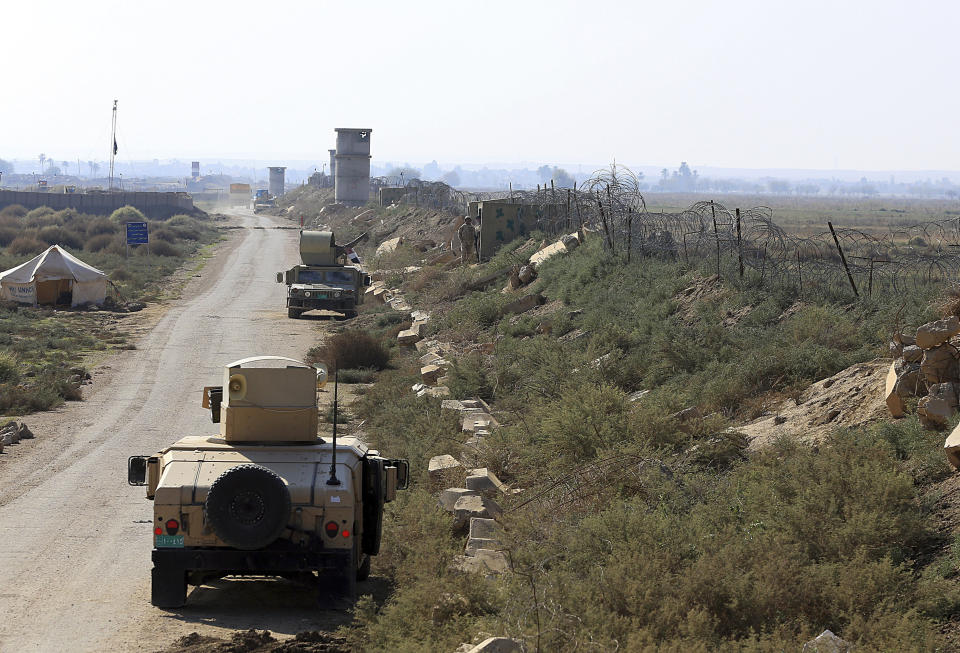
[127,356,408,608]
[278,230,371,319]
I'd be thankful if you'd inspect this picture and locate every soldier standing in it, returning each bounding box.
[458,216,477,265]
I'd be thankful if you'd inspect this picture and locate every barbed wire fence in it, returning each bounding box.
[373,167,960,299]
[521,164,960,300]
[371,177,472,213]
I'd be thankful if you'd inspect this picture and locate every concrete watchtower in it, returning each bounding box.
[334,128,371,206]
[268,167,286,197]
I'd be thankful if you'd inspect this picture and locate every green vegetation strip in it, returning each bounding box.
[334,235,960,651]
[0,203,221,415]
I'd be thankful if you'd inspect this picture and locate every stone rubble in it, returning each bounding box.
[0,420,34,450]
[885,318,960,430]
[461,637,522,653]
[883,316,960,465]
[375,236,403,257]
[801,629,852,653]
[368,238,522,582]
[916,315,960,349]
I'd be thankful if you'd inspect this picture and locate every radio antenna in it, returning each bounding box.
[326,365,340,485]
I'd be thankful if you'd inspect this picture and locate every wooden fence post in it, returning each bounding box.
[710,200,720,279]
[828,221,858,297]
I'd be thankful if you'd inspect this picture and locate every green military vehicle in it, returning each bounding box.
[278,230,371,319]
[127,356,409,607]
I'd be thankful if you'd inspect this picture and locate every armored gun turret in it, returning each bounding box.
[127,356,408,608]
[277,230,371,319]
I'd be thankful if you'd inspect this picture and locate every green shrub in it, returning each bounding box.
[445,354,493,402]
[0,227,18,246]
[0,351,19,383]
[23,206,58,226]
[167,214,198,227]
[37,225,84,249]
[86,219,117,236]
[337,367,378,383]
[0,204,27,219]
[150,227,178,243]
[305,330,390,371]
[109,205,147,224]
[7,236,45,255]
[141,240,179,257]
[84,234,114,252]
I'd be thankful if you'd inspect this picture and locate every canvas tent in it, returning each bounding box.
[0,245,108,306]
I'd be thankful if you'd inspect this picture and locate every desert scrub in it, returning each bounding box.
[0,304,133,415]
[305,330,390,371]
[0,206,219,301]
[340,229,960,650]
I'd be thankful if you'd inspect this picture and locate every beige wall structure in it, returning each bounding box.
[468,200,564,259]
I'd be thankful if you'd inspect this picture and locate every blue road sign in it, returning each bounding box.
[126,221,148,245]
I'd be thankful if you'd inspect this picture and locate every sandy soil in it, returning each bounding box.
[0,209,357,652]
[739,358,889,449]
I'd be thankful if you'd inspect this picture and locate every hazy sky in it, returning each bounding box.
[2,0,957,171]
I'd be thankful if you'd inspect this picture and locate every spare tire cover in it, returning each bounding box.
[204,464,291,550]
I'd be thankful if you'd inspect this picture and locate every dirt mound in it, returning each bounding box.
[155,630,348,653]
[739,359,889,449]
[673,274,729,325]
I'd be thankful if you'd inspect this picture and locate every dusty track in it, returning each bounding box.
[0,210,352,652]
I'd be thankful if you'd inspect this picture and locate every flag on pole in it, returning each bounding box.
[345,247,361,265]
[113,138,118,155]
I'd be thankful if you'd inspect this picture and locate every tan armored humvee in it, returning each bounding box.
[127,356,408,608]
[278,230,371,319]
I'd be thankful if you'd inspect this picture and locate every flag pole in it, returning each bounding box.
[108,99,117,191]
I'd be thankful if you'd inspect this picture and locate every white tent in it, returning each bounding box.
[0,245,108,307]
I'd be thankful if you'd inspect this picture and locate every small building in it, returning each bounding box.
[468,200,565,259]
[378,187,407,206]
[0,245,108,306]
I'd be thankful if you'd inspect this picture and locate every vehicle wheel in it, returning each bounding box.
[356,553,371,581]
[151,565,186,608]
[288,308,302,319]
[204,464,291,550]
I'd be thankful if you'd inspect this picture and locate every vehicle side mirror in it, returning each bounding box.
[276,272,283,283]
[364,275,372,287]
[128,456,149,485]
[388,459,410,490]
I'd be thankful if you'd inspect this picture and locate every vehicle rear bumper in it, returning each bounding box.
[152,547,350,573]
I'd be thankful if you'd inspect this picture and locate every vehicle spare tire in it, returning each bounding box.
[204,464,291,550]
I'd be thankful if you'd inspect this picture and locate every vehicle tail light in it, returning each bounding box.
[342,529,350,538]
[165,519,180,535]
[154,527,162,536]
[325,521,339,538]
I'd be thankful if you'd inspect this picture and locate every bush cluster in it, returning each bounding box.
[0,205,216,300]
[0,205,207,259]
[343,234,960,650]
[305,330,390,372]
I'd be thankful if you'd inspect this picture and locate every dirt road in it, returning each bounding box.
[0,210,350,652]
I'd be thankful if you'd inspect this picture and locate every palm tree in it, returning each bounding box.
[38,153,46,175]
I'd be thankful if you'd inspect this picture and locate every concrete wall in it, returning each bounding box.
[268,167,286,197]
[334,128,371,206]
[328,149,337,179]
[0,189,198,219]
[471,200,564,259]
